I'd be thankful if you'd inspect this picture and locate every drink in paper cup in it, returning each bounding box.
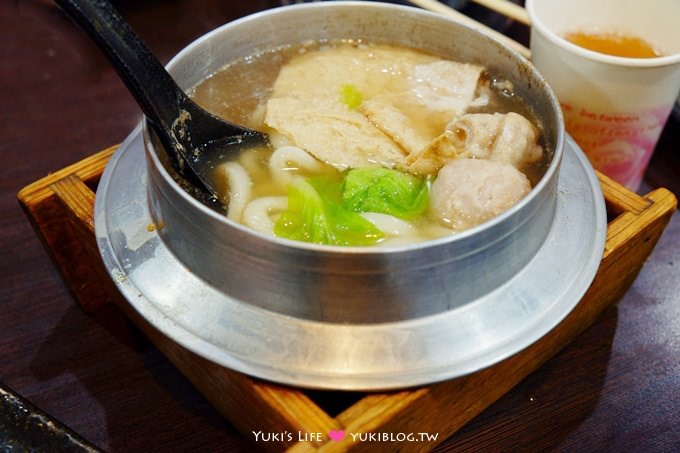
[526,0,680,190]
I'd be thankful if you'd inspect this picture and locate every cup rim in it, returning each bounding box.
[525,0,680,68]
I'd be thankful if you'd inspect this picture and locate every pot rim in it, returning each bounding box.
[143,0,565,255]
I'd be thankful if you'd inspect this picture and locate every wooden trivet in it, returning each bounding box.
[18,145,677,451]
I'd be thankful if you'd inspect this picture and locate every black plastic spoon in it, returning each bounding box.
[54,0,270,211]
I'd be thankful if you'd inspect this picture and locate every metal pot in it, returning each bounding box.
[96,1,607,388]
[142,1,564,324]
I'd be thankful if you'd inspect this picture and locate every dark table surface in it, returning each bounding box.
[2,1,679,452]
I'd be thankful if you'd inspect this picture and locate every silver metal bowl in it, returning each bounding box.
[142,1,564,324]
[96,2,608,389]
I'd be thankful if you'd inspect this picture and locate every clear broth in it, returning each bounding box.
[190,40,550,186]
[186,40,551,242]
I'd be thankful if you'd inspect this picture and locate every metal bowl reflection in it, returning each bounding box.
[92,1,607,390]
[143,2,564,324]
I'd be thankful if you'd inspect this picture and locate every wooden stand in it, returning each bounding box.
[18,145,677,452]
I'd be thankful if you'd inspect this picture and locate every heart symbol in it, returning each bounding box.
[328,429,345,441]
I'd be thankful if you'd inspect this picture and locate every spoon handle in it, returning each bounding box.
[54,0,187,136]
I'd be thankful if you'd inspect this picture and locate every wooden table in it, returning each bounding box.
[2,1,678,451]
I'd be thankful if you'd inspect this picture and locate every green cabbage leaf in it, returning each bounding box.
[274,176,384,246]
[342,167,429,220]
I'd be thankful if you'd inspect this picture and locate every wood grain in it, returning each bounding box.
[17,152,676,452]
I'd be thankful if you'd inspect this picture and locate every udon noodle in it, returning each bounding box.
[189,40,550,246]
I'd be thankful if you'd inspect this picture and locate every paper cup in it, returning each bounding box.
[526,0,680,190]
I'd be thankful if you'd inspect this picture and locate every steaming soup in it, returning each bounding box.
[188,40,550,246]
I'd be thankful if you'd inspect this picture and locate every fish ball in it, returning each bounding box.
[430,158,531,231]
